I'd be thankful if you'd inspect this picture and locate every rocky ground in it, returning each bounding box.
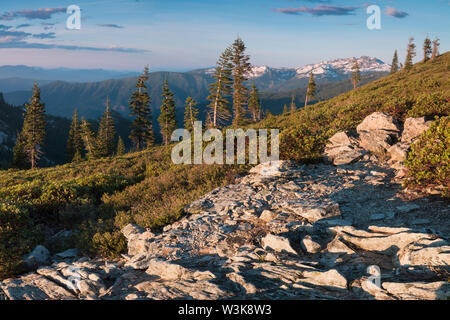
[1,159,448,300]
[1,113,449,300]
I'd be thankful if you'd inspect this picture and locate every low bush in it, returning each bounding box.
[0,202,42,279]
[405,117,450,197]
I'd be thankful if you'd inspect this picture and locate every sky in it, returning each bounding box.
[0,0,448,71]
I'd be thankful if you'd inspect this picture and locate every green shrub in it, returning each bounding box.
[280,126,329,162]
[405,117,450,197]
[0,202,42,279]
[408,92,449,118]
[381,96,414,122]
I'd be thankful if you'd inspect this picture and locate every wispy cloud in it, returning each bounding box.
[274,5,360,16]
[0,8,66,21]
[0,29,30,40]
[32,32,56,39]
[16,24,32,29]
[384,7,409,18]
[97,24,125,29]
[0,37,149,53]
[41,23,56,30]
[0,24,12,30]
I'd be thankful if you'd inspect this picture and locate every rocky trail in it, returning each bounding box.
[1,159,448,300]
[0,113,449,300]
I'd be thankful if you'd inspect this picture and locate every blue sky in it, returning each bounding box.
[0,0,448,71]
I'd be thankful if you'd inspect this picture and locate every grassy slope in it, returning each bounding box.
[251,52,449,162]
[0,146,246,279]
[0,53,448,279]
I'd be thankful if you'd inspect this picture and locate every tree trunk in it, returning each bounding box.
[213,75,222,128]
[31,148,35,169]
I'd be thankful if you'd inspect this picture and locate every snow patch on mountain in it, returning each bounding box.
[243,56,389,80]
[294,56,390,79]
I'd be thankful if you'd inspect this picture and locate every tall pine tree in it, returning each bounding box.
[390,50,399,74]
[290,95,296,112]
[351,58,361,89]
[66,109,84,162]
[21,82,46,169]
[423,36,432,62]
[97,98,116,157]
[184,97,199,132]
[231,38,252,126]
[431,37,440,60]
[305,73,316,108]
[158,79,177,145]
[80,118,99,160]
[129,66,153,150]
[206,47,233,128]
[248,83,261,122]
[404,37,416,71]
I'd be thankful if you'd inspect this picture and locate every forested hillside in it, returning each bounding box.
[0,94,133,168]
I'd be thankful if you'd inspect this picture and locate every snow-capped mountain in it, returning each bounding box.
[201,56,390,91]
[292,56,390,79]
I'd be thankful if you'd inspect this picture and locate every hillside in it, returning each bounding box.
[0,94,134,168]
[0,52,448,287]
[1,159,449,300]
[260,72,387,113]
[252,52,449,162]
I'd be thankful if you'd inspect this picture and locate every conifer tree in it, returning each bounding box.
[97,98,116,157]
[21,82,46,169]
[259,107,266,119]
[12,132,29,169]
[423,36,432,62]
[183,97,199,131]
[206,47,233,127]
[66,109,84,162]
[129,66,153,150]
[290,95,296,112]
[72,150,83,163]
[248,83,261,122]
[80,118,99,160]
[431,37,440,60]
[117,136,126,155]
[390,50,399,74]
[305,73,316,108]
[351,58,361,89]
[404,37,416,71]
[158,79,177,145]
[283,104,289,114]
[205,112,213,129]
[231,38,252,126]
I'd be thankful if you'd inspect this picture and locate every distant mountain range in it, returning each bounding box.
[200,56,390,92]
[0,56,390,121]
[0,65,140,84]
